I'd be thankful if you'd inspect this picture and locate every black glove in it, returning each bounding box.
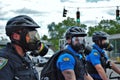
[106,61,112,69]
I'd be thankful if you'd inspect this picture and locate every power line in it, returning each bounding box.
[67,6,120,9]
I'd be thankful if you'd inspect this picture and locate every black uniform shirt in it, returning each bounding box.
[0,43,39,80]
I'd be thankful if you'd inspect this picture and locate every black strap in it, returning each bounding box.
[94,48,107,72]
[64,49,88,75]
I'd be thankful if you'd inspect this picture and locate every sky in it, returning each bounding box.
[0,0,120,38]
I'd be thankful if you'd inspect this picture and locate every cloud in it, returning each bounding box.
[106,9,115,16]
[0,25,5,29]
[0,0,119,36]
[12,8,40,14]
[60,0,69,2]
[86,0,110,3]
[60,0,80,3]
[0,17,9,21]
[0,11,8,18]
[12,8,49,16]
[83,20,97,26]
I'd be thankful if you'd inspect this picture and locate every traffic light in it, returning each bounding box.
[116,9,120,20]
[76,11,80,23]
[63,8,67,17]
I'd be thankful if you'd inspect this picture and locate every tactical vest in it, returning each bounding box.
[0,44,39,80]
[13,55,39,80]
[74,57,86,80]
[57,52,86,80]
[86,50,107,74]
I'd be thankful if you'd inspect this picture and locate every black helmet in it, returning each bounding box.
[6,15,40,36]
[92,31,108,42]
[65,26,87,39]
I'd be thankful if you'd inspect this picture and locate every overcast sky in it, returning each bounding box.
[0,0,120,37]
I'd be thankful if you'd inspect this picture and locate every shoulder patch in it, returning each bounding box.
[63,57,70,61]
[94,52,98,56]
[0,57,8,69]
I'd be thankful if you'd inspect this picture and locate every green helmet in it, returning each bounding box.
[5,15,40,36]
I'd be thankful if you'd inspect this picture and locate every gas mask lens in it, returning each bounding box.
[72,37,85,44]
[28,31,40,43]
[71,37,86,52]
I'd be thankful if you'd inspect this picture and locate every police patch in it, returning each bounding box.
[94,52,98,56]
[0,57,8,69]
[63,57,70,61]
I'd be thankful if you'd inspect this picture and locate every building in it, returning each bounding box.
[108,34,120,61]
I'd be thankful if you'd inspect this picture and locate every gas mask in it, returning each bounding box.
[103,42,114,51]
[11,29,48,57]
[71,36,85,52]
[84,45,92,55]
[26,30,48,56]
[26,30,40,50]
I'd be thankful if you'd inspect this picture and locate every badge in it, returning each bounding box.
[63,57,70,61]
[94,52,98,56]
[0,57,8,69]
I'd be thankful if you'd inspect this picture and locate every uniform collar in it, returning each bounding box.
[93,44,105,54]
[66,45,82,58]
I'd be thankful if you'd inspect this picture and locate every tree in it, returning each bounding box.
[88,19,120,36]
[41,35,48,40]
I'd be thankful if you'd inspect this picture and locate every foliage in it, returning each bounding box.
[41,35,48,40]
[88,20,120,36]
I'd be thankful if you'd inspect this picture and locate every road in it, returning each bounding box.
[36,63,120,80]
[106,63,120,80]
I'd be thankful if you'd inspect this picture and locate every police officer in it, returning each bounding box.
[0,15,48,80]
[86,31,120,80]
[56,26,93,80]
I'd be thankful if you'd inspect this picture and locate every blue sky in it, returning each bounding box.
[0,0,120,37]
